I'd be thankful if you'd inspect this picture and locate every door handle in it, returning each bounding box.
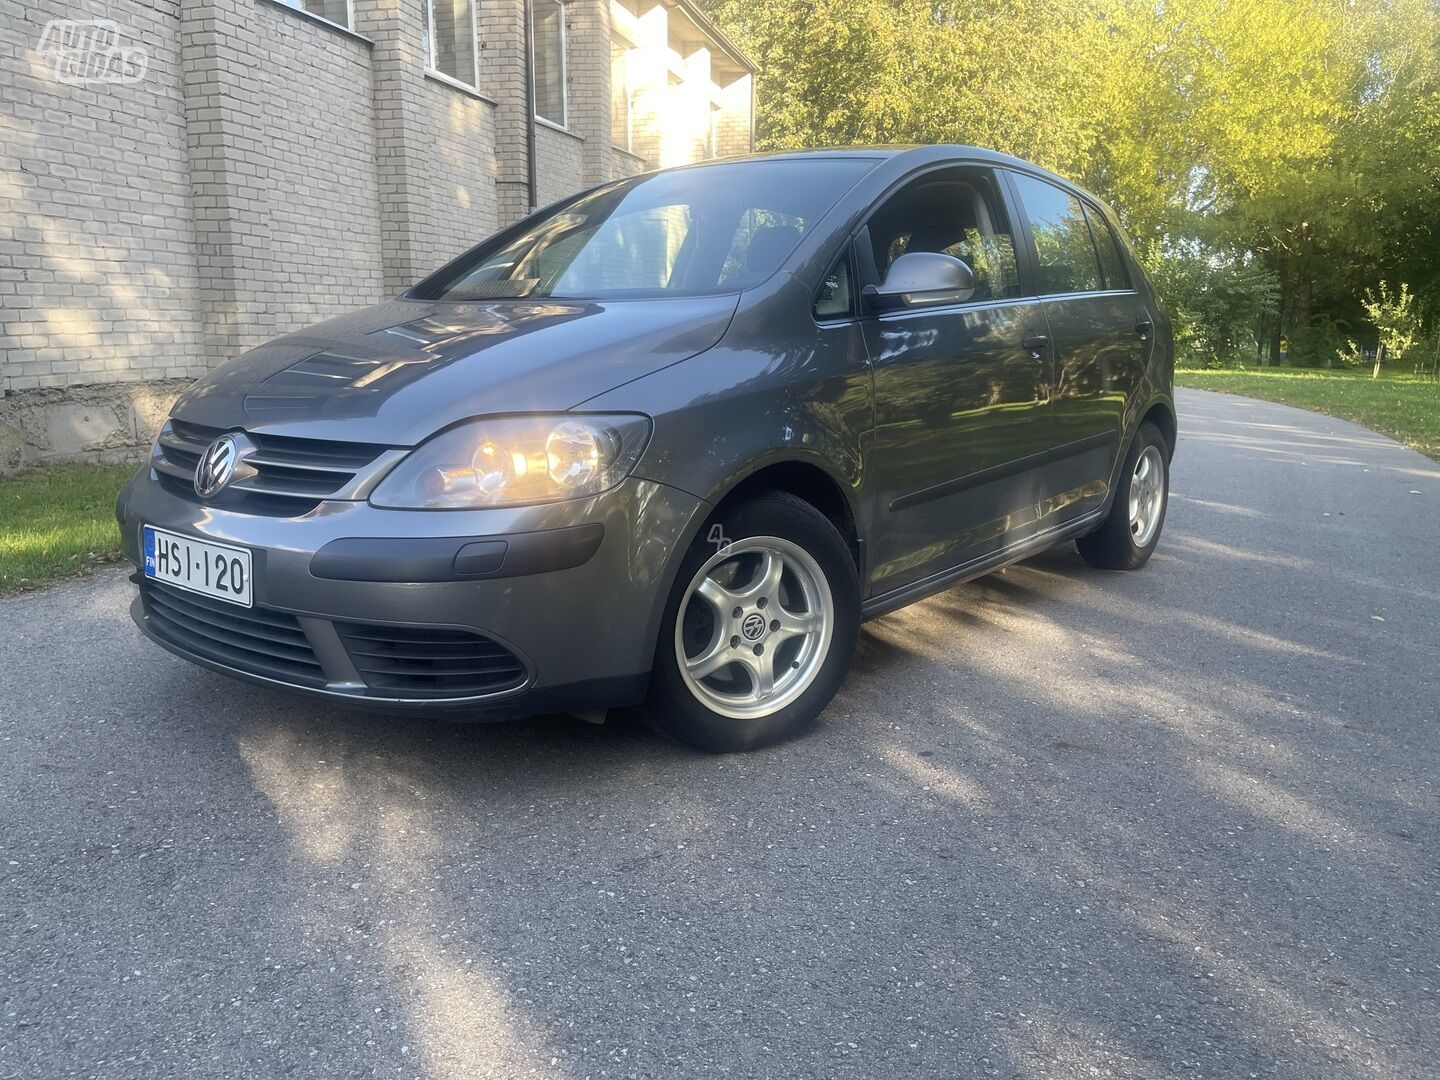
[1020,334,1049,359]
[1135,317,1153,341]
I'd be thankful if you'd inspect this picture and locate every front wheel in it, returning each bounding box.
[647,492,860,753]
[1076,421,1170,570]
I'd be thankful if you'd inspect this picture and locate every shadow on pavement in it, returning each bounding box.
[3,389,1435,1079]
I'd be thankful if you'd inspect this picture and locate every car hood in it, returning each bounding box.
[171,295,739,446]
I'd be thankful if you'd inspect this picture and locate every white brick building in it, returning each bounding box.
[0,0,754,467]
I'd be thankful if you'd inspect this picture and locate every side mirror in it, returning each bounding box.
[862,251,976,312]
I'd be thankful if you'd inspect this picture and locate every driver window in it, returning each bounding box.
[867,170,1020,303]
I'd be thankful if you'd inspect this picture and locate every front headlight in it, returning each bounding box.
[370,414,651,509]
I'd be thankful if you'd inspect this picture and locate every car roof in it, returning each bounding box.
[663,145,1105,209]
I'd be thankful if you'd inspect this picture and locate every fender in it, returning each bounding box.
[694,444,863,524]
[634,444,866,692]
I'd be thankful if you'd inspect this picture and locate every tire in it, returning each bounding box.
[646,491,860,753]
[1076,421,1169,570]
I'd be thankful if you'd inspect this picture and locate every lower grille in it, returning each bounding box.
[335,623,527,698]
[141,580,326,688]
[140,581,527,700]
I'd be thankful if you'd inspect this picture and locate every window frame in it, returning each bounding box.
[851,163,1025,317]
[532,0,569,129]
[423,0,481,90]
[1002,168,1143,299]
[276,0,355,31]
[812,244,857,324]
[1081,202,1133,292]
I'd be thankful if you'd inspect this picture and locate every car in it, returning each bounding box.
[116,146,1175,752]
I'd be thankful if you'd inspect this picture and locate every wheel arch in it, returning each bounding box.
[708,457,862,569]
[1142,398,1177,461]
[638,454,865,691]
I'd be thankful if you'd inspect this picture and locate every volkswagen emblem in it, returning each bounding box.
[741,612,767,641]
[194,434,241,498]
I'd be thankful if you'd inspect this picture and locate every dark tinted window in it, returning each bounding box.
[420,159,877,301]
[1011,173,1102,294]
[814,254,853,319]
[866,170,1020,303]
[1086,206,1131,290]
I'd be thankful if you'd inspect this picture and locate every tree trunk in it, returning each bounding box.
[1294,277,1312,344]
[1372,343,1385,379]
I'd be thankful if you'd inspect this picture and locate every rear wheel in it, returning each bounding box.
[647,492,859,752]
[1076,421,1169,570]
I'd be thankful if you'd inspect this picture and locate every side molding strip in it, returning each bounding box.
[860,506,1107,620]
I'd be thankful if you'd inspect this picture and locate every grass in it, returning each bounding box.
[1176,365,1440,461]
[0,462,135,594]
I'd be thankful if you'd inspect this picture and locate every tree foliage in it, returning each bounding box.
[1363,281,1423,363]
[1137,242,1279,365]
[704,0,1440,363]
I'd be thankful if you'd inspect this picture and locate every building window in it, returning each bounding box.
[424,0,479,88]
[533,0,567,126]
[279,0,353,27]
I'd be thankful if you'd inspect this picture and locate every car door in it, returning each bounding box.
[860,166,1054,597]
[1005,171,1151,525]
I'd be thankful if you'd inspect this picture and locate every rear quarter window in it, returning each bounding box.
[1085,207,1131,291]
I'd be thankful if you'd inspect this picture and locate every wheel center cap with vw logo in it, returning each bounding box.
[194,432,251,498]
[741,612,767,641]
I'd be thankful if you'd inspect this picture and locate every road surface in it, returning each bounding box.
[2,388,1436,1079]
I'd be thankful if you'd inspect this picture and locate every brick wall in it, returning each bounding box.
[1,0,206,395]
[534,123,585,206]
[404,77,500,268]
[359,0,499,290]
[715,73,753,159]
[476,0,530,223]
[230,0,387,344]
[0,0,753,467]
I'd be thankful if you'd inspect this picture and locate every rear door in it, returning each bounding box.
[1005,171,1149,525]
[860,166,1054,596]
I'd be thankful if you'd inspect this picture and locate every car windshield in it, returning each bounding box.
[417,158,878,301]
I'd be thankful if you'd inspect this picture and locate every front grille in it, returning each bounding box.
[141,580,326,688]
[152,419,395,514]
[335,623,528,698]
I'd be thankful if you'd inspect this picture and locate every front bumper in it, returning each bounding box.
[117,468,706,714]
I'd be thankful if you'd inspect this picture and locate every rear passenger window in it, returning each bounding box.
[1010,173,1102,294]
[1085,207,1131,290]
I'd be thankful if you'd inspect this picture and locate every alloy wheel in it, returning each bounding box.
[674,536,834,720]
[1128,445,1166,547]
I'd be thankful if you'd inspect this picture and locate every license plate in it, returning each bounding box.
[143,525,253,608]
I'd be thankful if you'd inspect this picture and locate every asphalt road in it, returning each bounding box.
[3,388,1437,1080]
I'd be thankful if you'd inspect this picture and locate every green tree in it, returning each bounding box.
[1139,242,1279,366]
[703,0,1440,366]
[1362,280,1423,376]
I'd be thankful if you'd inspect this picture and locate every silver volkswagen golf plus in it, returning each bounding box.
[118,147,1175,752]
